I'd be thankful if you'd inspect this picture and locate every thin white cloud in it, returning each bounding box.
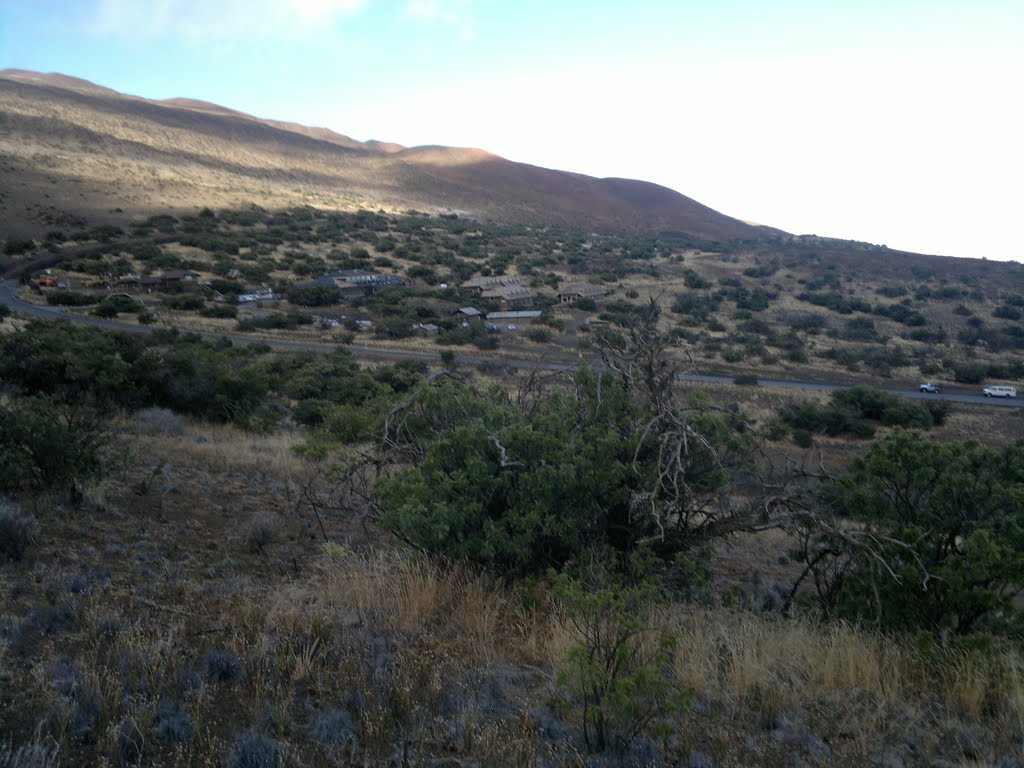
[90,0,367,41]
[403,0,477,38]
[290,0,366,23]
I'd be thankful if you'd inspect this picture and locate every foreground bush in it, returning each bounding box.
[377,367,754,577]
[796,429,1024,637]
[0,396,105,498]
[0,500,38,562]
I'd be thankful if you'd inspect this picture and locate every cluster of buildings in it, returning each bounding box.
[461,275,607,311]
[115,270,201,290]
[32,259,612,338]
[299,269,408,298]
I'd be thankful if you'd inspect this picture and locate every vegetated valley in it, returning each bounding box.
[1,72,1024,768]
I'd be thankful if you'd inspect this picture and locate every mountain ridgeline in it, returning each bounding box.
[0,68,764,242]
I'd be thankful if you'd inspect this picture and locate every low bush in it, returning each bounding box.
[780,386,943,439]
[162,294,206,311]
[525,326,551,343]
[237,312,313,331]
[229,732,282,768]
[132,406,186,436]
[286,285,341,307]
[239,513,280,553]
[4,238,35,255]
[45,291,98,307]
[0,396,105,497]
[199,304,238,319]
[93,294,140,317]
[0,500,38,562]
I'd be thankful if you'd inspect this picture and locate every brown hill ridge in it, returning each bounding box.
[0,69,767,240]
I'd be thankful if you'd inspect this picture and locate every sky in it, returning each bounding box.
[2,0,1023,261]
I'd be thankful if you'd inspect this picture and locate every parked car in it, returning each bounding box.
[982,385,1018,398]
[919,382,943,393]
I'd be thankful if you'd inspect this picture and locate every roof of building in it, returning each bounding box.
[300,270,405,289]
[457,307,482,316]
[480,285,537,300]
[558,282,607,297]
[486,310,543,320]
[337,272,405,286]
[462,275,526,290]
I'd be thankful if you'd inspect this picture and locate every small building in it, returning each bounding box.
[456,306,482,319]
[414,323,440,337]
[558,282,607,304]
[161,270,201,284]
[330,270,407,297]
[480,284,538,310]
[115,274,140,289]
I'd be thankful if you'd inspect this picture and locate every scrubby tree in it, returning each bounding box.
[793,430,1024,636]
[0,395,105,499]
[372,303,774,578]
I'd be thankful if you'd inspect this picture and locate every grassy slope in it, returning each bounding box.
[1,384,1022,766]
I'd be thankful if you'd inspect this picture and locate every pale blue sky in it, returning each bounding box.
[2,0,1023,261]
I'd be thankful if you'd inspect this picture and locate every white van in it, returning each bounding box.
[982,385,1017,398]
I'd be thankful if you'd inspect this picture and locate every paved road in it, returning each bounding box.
[2,278,1021,409]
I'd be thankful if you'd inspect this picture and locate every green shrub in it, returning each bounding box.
[324,404,374,443]
[293,398,332,426]
[46,291,98,307]
[525,327,551,343]
[800,430,1024,636]
[377,369,749,577]
[199,304,237,319]
[373,317,415,339]
[93,294,140,317]
[4,238,35,255]
[0,500,38,562]
[780,386,941,438]
[792,428,813,448]
[286,285,341,307]
[0,395,105,497]
[682,269,711,289]
[555,556,690,752]
[237,312,313,331]
[162,293,205,311]
[953,362,988,384]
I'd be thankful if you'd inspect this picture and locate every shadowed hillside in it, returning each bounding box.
[0,69,765,241]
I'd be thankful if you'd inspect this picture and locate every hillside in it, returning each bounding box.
[0,69,763,242]
[2,68,1024,768]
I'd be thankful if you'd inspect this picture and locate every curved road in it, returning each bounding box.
[2,278,1021,410]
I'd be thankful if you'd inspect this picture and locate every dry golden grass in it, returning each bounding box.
[4,470,1022,767]
[272,548,540,662]
[112,416,307,477]
[668,609,1023,748]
